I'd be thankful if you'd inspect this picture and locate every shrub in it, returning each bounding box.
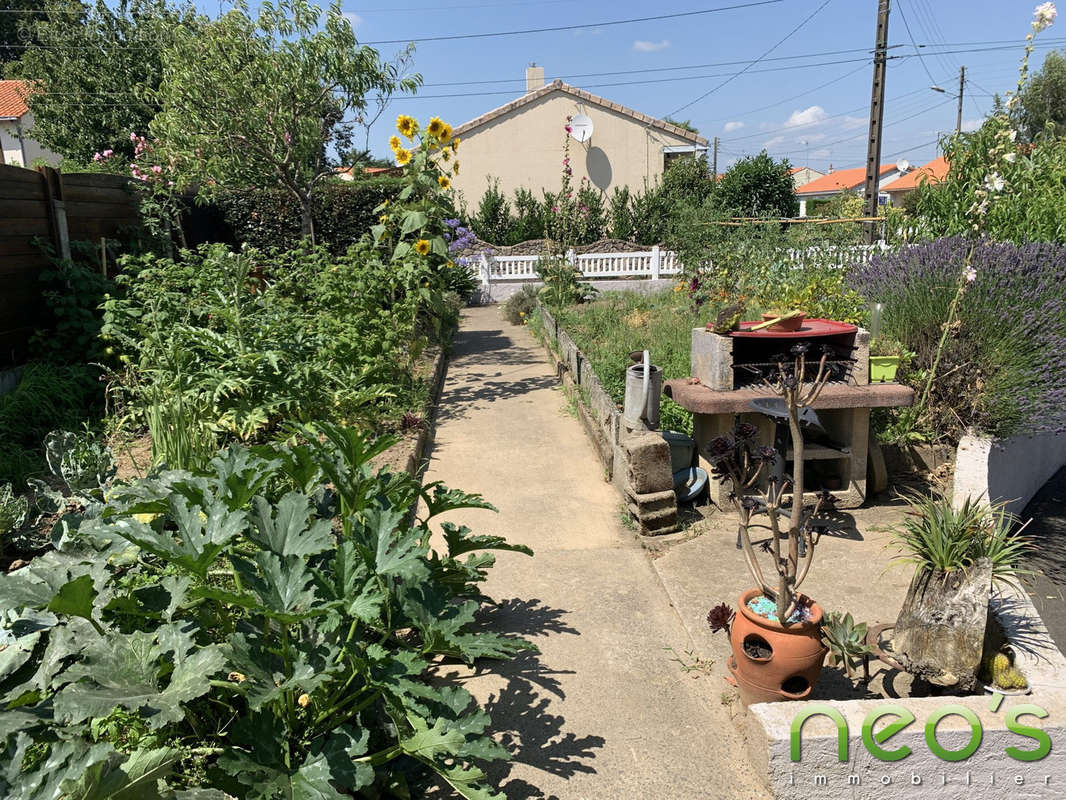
[502,285,540,324]
[211,177,405,255]
[471,177,512,245]
[608,186,633,240]
[712,151,797,219]
[512,187,545,244]
[0,424,534,797]
[852,236,1066,440]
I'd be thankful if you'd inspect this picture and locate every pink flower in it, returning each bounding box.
[964,266,977,283]
[552,205,558,213]
[151,165,163,174]
[565,126,572,133]
[93,152,103,162]
[130,132,138,142]
[103,149,113,157]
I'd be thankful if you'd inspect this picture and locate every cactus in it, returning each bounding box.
[980,648,1029,691]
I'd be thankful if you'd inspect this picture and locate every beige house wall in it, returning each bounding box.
[790,166,824,189]
[452,88,702,209]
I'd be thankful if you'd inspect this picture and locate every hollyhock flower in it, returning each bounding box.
[1033,2,1057,32]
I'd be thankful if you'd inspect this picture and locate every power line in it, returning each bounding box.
[666,0,833,117]
[360,0,785,45]
[896,0,940,87]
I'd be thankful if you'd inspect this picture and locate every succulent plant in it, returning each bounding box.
[707,602,735,634]
[821,611,872,677]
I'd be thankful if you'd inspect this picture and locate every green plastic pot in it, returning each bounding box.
[869,355,901,383]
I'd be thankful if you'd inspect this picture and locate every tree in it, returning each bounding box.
[712,151,797,218]
[1,0,47,65]
[8,0,196,162]
[663,116,699,135]
[151,0,421,242]
[1014,49,1066,141]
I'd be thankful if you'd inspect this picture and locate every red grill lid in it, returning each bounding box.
[730,319,858,339]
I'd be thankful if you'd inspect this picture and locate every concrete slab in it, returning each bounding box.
[420,306,769,799]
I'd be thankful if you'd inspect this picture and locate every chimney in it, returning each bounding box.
[526,63,545,92]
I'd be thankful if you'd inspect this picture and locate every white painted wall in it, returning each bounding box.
[954,430,1066,517]
[0,112,61,167]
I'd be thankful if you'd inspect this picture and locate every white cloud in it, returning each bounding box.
[723,121,745,133]
[961,118,983,132]
[342,11,363,29]
[633,39,670,53]
[842,115,867,130]
[764,135,786,148]
[784,105,827,128]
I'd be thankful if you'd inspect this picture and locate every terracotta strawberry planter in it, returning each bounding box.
[726,588,827,704]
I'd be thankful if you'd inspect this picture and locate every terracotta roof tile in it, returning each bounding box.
[881,155,949,192]
[0,80,32,119]
[795,164,897,195]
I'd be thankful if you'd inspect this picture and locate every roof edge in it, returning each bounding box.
[452,79,708,145]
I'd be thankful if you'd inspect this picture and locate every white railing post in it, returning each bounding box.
[479,252,491,289]
[651,245,661,280]
[565,248,575,267]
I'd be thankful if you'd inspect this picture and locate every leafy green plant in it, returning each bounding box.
[502,285,540,325]
[143,383,219,472]
[0,423,535,797]
[0,483,28,553]
[892,492,1033,587]
[538,256,596,309]
[821,612,872,678]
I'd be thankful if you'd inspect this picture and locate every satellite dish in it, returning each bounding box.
[896,159,910,172]
[570,113,594,143]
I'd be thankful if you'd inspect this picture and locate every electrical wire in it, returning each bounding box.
[665,0,833,117]
[360,0,785,45]
[896,0,941,88]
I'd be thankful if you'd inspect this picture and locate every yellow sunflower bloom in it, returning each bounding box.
[453,161,460,175]
[450,137,460,153]
[438,175,451,190]
[396,114,417,139]
[441,149,450,162]
[414,239,431,256]
[394,147,412,166]
[426,117,445,138]
[388,135,402,151]
[439,123,453,144]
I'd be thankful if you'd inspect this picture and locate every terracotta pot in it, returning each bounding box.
[761,312,806,332]
[726,588,827,704]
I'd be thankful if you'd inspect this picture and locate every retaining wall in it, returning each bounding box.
[954,430,1066,517]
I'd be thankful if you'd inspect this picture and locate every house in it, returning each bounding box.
[0,80,61,168]
[880,155,949,205]
[794,163,910,217]
[788,165,824,188]
[334,165,403,181]
[450,66,708,204]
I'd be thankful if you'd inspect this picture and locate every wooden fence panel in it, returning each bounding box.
[0,164,140,367]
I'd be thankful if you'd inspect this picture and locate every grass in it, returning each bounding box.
[552,289,705,435]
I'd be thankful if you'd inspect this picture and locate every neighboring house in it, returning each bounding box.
[334,165,403,181]
[451,66,708,204]
[788,165,824,188]
[794,163,910,217]
[880,155,949,205]
[0,80,61,168]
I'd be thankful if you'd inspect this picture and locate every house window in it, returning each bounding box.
[662,145,708,172]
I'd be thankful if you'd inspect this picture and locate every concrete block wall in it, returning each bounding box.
[536,305,678,534]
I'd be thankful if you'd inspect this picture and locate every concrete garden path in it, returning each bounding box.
[421,306,767,800]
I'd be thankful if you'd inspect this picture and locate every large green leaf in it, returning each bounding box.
[224,632,337,711]
[441,523,532,559]
[60,746,180,800]
[230,552,324,623]
[399,210,427,235]
[53,630,224,729]
[248,493,333,557]
[5,738,115,800]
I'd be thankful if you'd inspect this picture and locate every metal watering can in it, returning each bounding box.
[623,350,662,430]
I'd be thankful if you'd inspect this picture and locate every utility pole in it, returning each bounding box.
[712,136,719,177]
[862,0,891,244]
[955,65,966,134]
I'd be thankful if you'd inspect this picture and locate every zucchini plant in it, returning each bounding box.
[0,423,533,798]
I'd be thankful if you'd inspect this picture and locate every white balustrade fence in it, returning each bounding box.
[478,246,681,286]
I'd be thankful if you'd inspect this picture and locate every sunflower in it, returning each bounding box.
[438,175,451,190]
[396,114,417,139]
[450,137,460,153]
[388,135,402,151]
[426,117,445,138]
[414,239,431,256]
[440,149,450,162]
[452,161,460,175]
[394,147,412,166]
[439,123,453,144]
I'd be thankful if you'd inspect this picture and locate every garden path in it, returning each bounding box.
[420,305,767,800]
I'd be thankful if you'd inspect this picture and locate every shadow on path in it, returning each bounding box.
[1022,464,1066,651]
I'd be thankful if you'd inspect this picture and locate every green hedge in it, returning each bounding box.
[209,177,405,254]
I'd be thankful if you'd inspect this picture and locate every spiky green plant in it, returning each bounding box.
[0,482,28,556]
[891,492,1033,587]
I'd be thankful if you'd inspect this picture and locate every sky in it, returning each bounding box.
[210,0,1063,172]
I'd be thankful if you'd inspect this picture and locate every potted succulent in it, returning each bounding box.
[869,336,911,383]
[706,344,847,703]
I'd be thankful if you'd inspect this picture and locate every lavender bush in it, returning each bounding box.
[852,236,1066,440]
